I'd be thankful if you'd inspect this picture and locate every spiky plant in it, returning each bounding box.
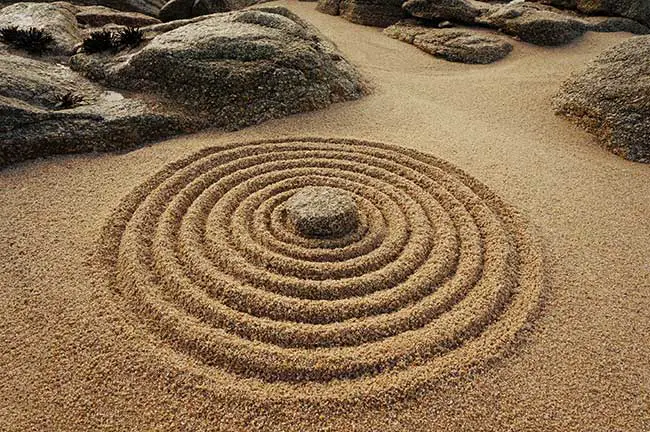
[82,29,116,53]
[0,26,54,55]
[53,92,84,110]
[0,25,20,43]
[117,27,144,49]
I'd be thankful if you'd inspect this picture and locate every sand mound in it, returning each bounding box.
[95,137,543,403]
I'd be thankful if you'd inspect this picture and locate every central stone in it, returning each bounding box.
[284,186,359,238]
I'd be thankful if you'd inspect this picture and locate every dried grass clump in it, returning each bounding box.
[96,138,543,403]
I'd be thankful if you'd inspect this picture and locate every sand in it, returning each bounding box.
[0,1,649,430]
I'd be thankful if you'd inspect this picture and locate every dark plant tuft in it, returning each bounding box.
[82,29,116,53]
[81,27,145,55]
[0,25,20,43]
[53,92,84,110]
[117,27,144,48]
[0,26,54,54]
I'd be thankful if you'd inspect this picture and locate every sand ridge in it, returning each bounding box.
[94,137,543,404]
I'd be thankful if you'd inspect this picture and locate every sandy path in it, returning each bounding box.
[0,1,648,430]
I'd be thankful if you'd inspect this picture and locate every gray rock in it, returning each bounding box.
[225,0,274,9]
[0,0,166,17]
[399,1,646,46]
[74,5,161,27]
[532,0,650,27]
[158,0,273,22]
[191,0,228,18]
[158,0,195,21]
[477,3,588,45]
[402,0,487,24]
[0,54,193,167]
[317,0,341,16]
[0,7,365,167]
[581,0,650,27]
[534,0,576,8]
[554,35,650,163]
[385,20,512,63]
[0,2,82,55]
[583,15,650,34]
[140,13,211,32]
[284,187,359,238]
[337,0,406,27]
[70,8,365,130]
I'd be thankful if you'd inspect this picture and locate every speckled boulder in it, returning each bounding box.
[385,20,512,63]
[402,0,487,24]
[0,0,167,17]
[74,5,161,27]
[158,0,228,22]
[70,7,365,130]
[0,54,191,167]
[317,0,341,16]
[583,15,649,35]
[0,2,82,55]
[532,0,650,27]
[342,0,406,27]
[554,35,650,162]
[477,3,588,46]
[285,187,360,238]
[321,0,406,27]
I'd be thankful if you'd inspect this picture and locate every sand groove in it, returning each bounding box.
[96,137,543,401]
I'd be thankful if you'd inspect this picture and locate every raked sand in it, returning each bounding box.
[1,1,649,430]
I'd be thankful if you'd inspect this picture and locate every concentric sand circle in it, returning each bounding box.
[96,137,543,403]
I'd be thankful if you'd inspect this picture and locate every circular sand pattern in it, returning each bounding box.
[96,137,543,402]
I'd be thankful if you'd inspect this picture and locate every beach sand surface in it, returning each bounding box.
[0,2,649,430]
